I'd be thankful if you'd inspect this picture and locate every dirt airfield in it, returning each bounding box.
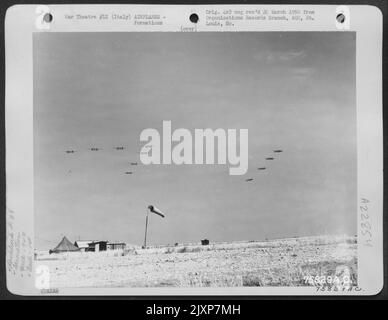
[36,235,357,288]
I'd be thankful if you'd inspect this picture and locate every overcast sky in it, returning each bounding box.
[34,32,356,249]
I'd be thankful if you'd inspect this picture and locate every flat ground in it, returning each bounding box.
[36,235,357,288]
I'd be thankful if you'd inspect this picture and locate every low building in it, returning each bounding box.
[107,243,126,250]
[74,240,92,252]
[89,241,107,252]
[201,239,210,245]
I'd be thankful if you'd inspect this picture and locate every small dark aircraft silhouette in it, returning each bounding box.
[258,167,266,170]
[273,150,283,153]
[245,178,254,182]
[115,147,125,150]
[130,162,138,165]
[65,150,76,154]
[265,157,274,160]
[124,171,133,175]
[90,148,100,151]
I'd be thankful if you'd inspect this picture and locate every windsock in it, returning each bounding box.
[148,205,165,218]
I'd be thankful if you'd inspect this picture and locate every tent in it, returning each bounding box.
[50,236,80,254]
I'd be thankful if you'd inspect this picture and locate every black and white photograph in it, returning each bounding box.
[32,31,358,289]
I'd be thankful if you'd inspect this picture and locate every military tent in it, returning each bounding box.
[50,236,80,254]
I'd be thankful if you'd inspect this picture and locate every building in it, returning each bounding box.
[74,240,92,252]
[74,240,108,252]
[201,239,210,245]
[107,243,126,251]
[89,241,107,252]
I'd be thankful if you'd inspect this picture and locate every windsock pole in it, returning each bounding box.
[143,208,149,248]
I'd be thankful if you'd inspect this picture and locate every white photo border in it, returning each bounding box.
[5,4,383,295]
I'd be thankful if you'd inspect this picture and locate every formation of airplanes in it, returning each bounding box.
[65,145,139,175]
[64,146,283,181]
[245,149,283,182]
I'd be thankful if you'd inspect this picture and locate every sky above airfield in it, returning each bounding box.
[34,32,356,250]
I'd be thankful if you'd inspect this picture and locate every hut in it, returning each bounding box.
[50,236,80,254]
[74,240,93,252]
[90,241,107,252]
[201,239,210,245]
[74,240,108,252]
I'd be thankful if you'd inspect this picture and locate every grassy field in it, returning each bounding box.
[36,235,357,288]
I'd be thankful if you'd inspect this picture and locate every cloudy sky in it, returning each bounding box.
[34,32,356,249]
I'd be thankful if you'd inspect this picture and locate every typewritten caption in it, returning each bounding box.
[205,8,315,27]
[65,13,165,26]
[62,8,315,28]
